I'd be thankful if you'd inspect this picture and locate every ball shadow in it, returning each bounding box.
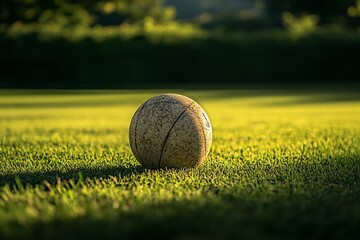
[0,165,145,188]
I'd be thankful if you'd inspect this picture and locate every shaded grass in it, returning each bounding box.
[0,90,359,239]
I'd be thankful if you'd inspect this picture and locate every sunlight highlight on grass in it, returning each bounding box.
[0,90,359,239]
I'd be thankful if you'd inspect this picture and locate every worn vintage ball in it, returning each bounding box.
[129,94,212,169]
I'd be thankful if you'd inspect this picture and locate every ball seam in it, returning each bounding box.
[158,102,195,168]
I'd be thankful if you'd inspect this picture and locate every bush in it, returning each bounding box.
[1,27,360,88]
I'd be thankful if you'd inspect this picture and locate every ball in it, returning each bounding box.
[129,93,212,169]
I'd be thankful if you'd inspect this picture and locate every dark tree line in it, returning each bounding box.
[1,0,359,28]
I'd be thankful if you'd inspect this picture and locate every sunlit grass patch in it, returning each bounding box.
[0,90,359,239]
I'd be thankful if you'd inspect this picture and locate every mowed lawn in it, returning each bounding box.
[0,90,359,240]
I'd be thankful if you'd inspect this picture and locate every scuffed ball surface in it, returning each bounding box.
[129,94,212,169]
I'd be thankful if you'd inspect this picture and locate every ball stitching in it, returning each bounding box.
[158,102,195,168]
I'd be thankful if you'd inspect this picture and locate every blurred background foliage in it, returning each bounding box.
[0,0,360,88]
[0,0,177,28]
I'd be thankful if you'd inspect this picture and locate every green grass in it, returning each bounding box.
[0,90,360,240]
